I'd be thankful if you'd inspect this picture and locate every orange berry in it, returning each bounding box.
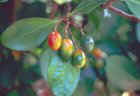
[12,51,22,60]
[93,48,104,59]
[60,38,74,60]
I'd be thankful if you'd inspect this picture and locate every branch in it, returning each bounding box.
[50,3,58,19]
[102,0,117,8]
[108,6,140,22]
[101,0,140,22]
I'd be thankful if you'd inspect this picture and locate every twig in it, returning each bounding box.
[50,3,58,19]
[54,18,64,32]
[108,6,140,22]
[101,0,140,22]
[102,0,117,8]
[64,21,70,38]
[80,27,85,36]
[67,3,72,13]
[69,29,78,49]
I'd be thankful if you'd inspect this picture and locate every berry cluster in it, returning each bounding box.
[47,25,107,69]
[48,30,86,69]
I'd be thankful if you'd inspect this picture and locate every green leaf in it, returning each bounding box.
[72,0,106,14]
[88,9,102,30]
[136,23,140,42]
[106,55,140,90]
[125,0,140,18]
[0,0,8,3]
[8,90,19,96]
[40,48,80,96]
[2,18,57,51]
[128,0,140,4]
[21,0,47,4]
[96,40,121,55]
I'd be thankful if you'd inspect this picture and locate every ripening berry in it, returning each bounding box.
[11,51,22,61]
[48,31,62,51]
[93,48,106,59]
[72,49,86,68]
[60,38,74,60]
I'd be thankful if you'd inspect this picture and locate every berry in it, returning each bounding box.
[32,48,43,56]
[11,51,22,61]
[93,48,106,59]
[48,31,62,51]
[72,49,86,68]
[81,35,94,53]
[54,0,72,5]
[60,38,74,60]
[23,53,38,69]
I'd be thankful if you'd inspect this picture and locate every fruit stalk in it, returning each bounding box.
[50,3,58,19]
[64,20,70,38]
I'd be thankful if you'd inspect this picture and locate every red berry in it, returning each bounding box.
[48,31,62,51]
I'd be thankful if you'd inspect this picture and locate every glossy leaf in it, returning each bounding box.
[125,0,140,18]
[136,23,140,42]
[127,0,140,4]
[0,0,8,3]
[106,55,140,90]
[7,90,19,96]
[2,18,57,51]
[72,0,106,14]
[40,48,80,96]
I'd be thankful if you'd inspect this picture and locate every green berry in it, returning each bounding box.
[81,35,95,53]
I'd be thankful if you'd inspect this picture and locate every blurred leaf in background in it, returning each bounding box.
[0,0,8,3]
